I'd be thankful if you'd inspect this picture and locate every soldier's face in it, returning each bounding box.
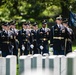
[56,20,62,24]
[5,26,9,30]
[33,26,38,30]
[42,24,46,28]
[10,25,16,29]
[26,25,30,29]
[23,25,26,29]
[8,26,11,29]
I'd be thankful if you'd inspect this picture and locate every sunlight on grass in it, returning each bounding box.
[72,46,76,51]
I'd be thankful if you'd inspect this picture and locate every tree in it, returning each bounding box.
[0,0,76,22]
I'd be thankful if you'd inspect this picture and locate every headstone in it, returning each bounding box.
[42,56,49,69]
[66,54,76,75]
[19,55,31,75]
[30,56,33,69]
[6,55,16,75]
[49,55,60,75]
[58,55,66,75]
[67,52,76,55]
[32,54,42,69]
[0,57,6,75]
[42,57,46,69]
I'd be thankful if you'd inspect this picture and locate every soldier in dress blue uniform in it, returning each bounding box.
[50,16,70,55]
[37,20,50,55]
[18,22,31,55]
[0,22,14,57]
[10,20,19,56]
[0,22,5,55]
[0,30,1,55]
[30,22,38,54]
[62,20,75,54]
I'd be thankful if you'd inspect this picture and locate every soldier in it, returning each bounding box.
[0,30,1,55]
[62,20,75,54]
[10,20,19,56]
[27,21,31,30]
[18,22,31,55]
[0,22,14,57]
[37,20,50,55]
[0,22,4,55]
[30,22,38,54]
[50,16,70,55]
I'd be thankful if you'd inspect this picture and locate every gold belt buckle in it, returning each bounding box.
[43,38,47,41]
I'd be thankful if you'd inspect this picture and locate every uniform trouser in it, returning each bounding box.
[43,44,49,54]
[66,41,72,55]
[53,50,64,55]
[1,44,10,57]
[2,50,9,57]
[34,48,39,54]
[13,41,18,56]
[13,48,18,56]
[30,48,39,54]
[20,48,29,55]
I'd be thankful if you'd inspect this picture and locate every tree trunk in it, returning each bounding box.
[60,0,70,19]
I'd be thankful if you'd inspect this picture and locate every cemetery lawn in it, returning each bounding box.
[72,40,76,51]
[72,45,76,51]
[16,64,19,75]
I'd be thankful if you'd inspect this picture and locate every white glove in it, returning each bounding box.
[12,45,14,49]
[49,47,53,52]
[40,45,44,50]
[22,45,25,51]
[30,44,34,49]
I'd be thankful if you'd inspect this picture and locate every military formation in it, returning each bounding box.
[0,16,75,57]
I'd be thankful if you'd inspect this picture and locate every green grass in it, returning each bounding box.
[72,40,76,51]
[72,44,76,51]
[72,46,76,51]
[16,64,19,75]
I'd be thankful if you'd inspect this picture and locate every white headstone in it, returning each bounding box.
[49,55,60,75]
[0,57,6,75]
[32,54,42,69]
[42,57,46,69]
[58,55,66,75]
[42,56,49,69]
[30,56,33,69]
[6,55,16,75]
[66,54,76,75]
[19,55,31,75]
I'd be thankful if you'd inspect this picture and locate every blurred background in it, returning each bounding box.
[0,0,76,27]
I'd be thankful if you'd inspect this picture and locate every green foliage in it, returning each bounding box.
[0,0,76,26]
